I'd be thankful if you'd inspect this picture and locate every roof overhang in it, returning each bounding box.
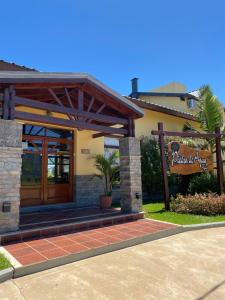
[0,71,143,118]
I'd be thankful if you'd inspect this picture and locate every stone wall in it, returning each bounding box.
[0,120,22,233]
[74,175,104,208]
[119,137,142,213]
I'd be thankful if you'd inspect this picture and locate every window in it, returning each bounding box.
[104,137,119,158]
[187,99,196,109]
[23,125,45,136]
[23,125,73,140]
[48,155,70,184]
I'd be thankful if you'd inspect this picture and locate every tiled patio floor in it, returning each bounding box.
[4,219,177,266]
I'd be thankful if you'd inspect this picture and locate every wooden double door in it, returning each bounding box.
[21,128,74,207]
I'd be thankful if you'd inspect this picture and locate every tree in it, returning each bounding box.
[184,85,224,153]
[197,84,223,133]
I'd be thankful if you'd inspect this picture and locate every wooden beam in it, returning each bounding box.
[65,88,74,109]
[9,86,15,120]
[48,88,64,106]
[14,96,128,125]
[49,88,75,120]
[14,111,128,135]
[78,89,84,111]
[88,103,106,123]
[158,123,170,210]
[87,96,95,112]
[3,88,10,119]
[84,84,132,117]
[127,118,135,137]
[65,88,76,120]
[215,127,224,195]
[151,130,217,139]
[93,133,124,139]
[7,83,84,89]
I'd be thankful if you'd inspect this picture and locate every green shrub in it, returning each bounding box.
[171,193,225,216]
[140,137,178,197]
[188,173,218,194]
[140,137,162,195]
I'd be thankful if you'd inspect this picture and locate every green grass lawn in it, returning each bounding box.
[143,202,225,225]
[0,253,11,271]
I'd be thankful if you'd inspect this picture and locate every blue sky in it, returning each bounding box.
[0,0,225,102]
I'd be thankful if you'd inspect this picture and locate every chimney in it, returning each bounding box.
[131,78,138,95]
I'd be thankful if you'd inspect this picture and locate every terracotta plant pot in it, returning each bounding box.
[100,195,112,209]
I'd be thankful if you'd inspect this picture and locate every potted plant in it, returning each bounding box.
[93,151,119,209]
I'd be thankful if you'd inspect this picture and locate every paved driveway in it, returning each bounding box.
[1,227,225,300]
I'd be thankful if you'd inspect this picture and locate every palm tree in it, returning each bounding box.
[183,84,224,153]
[197,84,224,152]
[93,151,119,196]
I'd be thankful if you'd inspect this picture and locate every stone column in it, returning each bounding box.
[119,137,142,213]
[0,120,22,233]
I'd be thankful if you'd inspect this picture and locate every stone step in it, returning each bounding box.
[0,212,144,245]
[19,210,122,230]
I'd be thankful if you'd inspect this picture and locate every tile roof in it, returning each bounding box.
[0,60,37,71]
[125,96,196,121]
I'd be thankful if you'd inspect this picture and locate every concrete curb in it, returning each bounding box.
[13,226,183,278]
[2,220,225,281]
[0,267,13,283]
[182,221,225,232]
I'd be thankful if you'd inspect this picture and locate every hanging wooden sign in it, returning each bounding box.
[168,142,214,175]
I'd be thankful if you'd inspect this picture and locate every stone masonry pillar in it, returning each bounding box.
[119,137,142,213]
[0,120,22,233]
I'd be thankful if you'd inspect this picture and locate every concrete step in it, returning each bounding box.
[20,210,122,230]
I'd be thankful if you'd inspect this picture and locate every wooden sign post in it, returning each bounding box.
[158,123,170,210]
[215,127,224,195]
[152,123,224,210]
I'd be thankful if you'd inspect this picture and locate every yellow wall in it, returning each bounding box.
[135,108,199,138]
[140,95,193,114]
[141,82,198,114]
[75,130,104,175]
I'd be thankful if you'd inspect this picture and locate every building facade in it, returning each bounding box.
[0,66,143,233]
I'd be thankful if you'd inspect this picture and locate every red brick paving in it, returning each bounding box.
[4,219,177,266]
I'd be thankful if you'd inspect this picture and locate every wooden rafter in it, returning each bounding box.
[78,89,83,111]
[65,88,76,120]
[88,103,106,123]
[48,88,75,120]
[87,96,95,112]
[65,88,74,109]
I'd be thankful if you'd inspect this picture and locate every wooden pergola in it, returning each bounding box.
[0,72,143,137]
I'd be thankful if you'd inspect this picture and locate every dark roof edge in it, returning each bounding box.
[129,91,199,101]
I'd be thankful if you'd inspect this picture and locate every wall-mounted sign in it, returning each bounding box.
[81,149,90,155]
[168,142,214,175]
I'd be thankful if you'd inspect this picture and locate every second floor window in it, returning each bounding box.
[187,99,197,109]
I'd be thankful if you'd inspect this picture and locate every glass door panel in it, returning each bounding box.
[21,139,43,206]
[45,140,73,204]
[47,155,70,184]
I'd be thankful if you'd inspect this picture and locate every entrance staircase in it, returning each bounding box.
[0,207,144,245]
